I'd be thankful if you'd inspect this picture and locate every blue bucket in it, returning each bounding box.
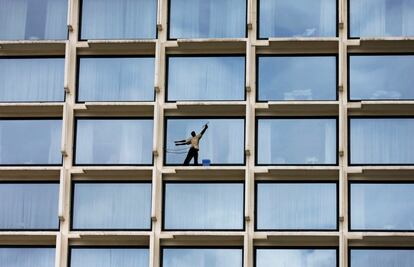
[202,159,211,166]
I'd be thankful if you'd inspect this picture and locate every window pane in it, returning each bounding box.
[72,183,151,230]
[162,248,242,267]
[349,55,414,100]
[258,56,336,101]
[75,119,153,165]
[0,247,55,267]
[259,0,336,38]
[350,0,414,38]
[0,119,62,165]
[165,118,245,165]
[350,118,414,165]
[350,183,414,231]
[257,183,337,230]
[78,57,155,102]
[257,119,337,165]
[169,0,246,38]
[0,58,64,102]
[0,0,67,40]
[256,248,337,267]
[351,249,414,267]
[0,183,59,230]
[164,183,244,230]
[167,56,245,101]
[80,0,156,40]
[70,248,149,267]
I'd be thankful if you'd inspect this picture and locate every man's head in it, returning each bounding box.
[191,131,196,137]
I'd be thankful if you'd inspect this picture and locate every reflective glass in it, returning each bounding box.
[351,249,414,267]
[256,248,337,267]
[162,248,243,267]
[0,247,55,267]
[70,248,149,267]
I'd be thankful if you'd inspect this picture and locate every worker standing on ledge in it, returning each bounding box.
[174,123,209,166]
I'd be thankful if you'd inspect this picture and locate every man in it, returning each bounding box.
[175,124,208,166]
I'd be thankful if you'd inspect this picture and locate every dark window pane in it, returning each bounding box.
[72,183,152,230]
[349,55,414,100]
[351,249,414,267]
[258,56,336,101]
[75,119,153,165]
[167,56,245,101]
[257,183,337,230]
[0,183,59,230]
[0,58,64,102]
[350,118,414,165]
[0,119,62,165]
[169,0,246,39]
[0,247,55,267]
[259,0,336,38]
[164,183,244,230]
[165,118,245,165]
[78,57,155,102]
[257,119,337,165]
[256,248,337,267]
[70,248,149,267]
[0,0,67,40]
[350,183,414,231]
[350,0,414,38]
[162,248,242,267]
[80,0,156,40]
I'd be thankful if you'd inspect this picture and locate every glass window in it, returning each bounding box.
[80,0,156,40]
[350,118,414,165]
[0,247,55,267]
[349,55,414,100]
[70,247,149,267]
[75,119,153,165]
[257,118,337,165]
[0,183,59,230]
[167,56,245,101]
[0,0,67,40]
[350,183,414,231]
[162,248,243,267]
[0,119,62,165]
[256,182,337,230]
[259,0,336,38]
[258,56,337,101]
[164,182,244,230]
[72,182,152,230]
[256,248,337,267]
[165,118,245,165]
[350,0,414,38]
[350,249,414,267]
[169,0,246,39]
[77,57,155,102]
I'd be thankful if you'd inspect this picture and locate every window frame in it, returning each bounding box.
[165,54,247,103]
[348,247,414,267]
[162,180,245,231]
[255,116,339,166]
[256,54,339,102]
[73,117,154,167]
[255,181,339,232]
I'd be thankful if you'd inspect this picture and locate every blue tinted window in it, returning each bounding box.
[70,248,149,267]
[0,119,62,165]
[80,0,156,40]
[75,119,153,165]
[350,183,414,231]
[78,57,154,102]
[259,0,336,38]
[257,118,337,165]
[257,183,337,230]
[164,183,244,230]
[0,0,67,40]
[162,248,242,267]
[167,56,245,101]
[258,56,336,101]
[169,0,246,39]
[0,247,55,267]
[350,0,414,38]
[256,248,337,267]
[351,249,414,267]
[73,183,152,230]
[0,58,64,102]
[350,55,414,100]
[350,118,414,165]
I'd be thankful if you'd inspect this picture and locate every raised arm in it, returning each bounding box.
[199,124,208,137]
